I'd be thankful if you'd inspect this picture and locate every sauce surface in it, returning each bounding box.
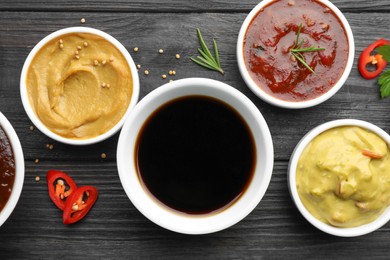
[0,126,15,212]
[136,96,256,215]
[244,0,349,101]
[27,33,133,139]
[297,127,390,227]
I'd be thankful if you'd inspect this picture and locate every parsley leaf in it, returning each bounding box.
[377,45,390,62]
[378,70,390,98]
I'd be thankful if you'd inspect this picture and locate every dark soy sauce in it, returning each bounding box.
[135,96,256,215]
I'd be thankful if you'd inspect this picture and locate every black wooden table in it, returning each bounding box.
[1,0,390,259]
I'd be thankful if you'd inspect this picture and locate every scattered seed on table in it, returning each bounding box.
[175,54,180,59]
[137,64,141,69]
[101,153,107,159]
[169,70,173,75]
[34,159,39,164]
[162,74,167,79]
[35,176,40,182]
[172,70,176,75]
[80,18,86,24]
[134,47,139,52]
[144,70,149,75]
[49,144,54,150]
[29,126,34,131]
[158,49,164,54]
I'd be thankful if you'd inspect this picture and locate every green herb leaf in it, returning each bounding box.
[377,45,390,62]
[290,23,325,74]
[191,29,224,74]
[292,53,315,74]
[378,70,390,98]
[290,47,326,53]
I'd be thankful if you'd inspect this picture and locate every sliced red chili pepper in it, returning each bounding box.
[63,186,98,225]
[46,170,77,210]
[358,39,390,79]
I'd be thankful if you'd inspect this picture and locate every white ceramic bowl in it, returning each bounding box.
[20,27,140,145]
[0,112,24,227]
[117,78,274,234]
[237,0,355,109]
[289,119,390,237]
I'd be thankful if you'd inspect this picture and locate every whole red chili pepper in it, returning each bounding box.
[358,39,390,79]
[46,170,77,210]
[63,186,98,225]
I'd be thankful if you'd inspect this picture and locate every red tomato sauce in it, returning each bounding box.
[0,126,15,212]
[243,0,349,102]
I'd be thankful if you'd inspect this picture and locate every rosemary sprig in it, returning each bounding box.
[191,28,224,74]
[290,23,325,74]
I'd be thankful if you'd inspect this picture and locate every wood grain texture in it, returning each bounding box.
[0,3,390,259]
[0,0,389,12]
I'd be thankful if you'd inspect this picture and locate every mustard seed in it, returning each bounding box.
[80,18,86,24]
[101,153,107,159]
[175,54,180,59]
[34,159,39,164]
[35,176,40,182]
[158,49,163,54]
[83,41,88,47]
[162,74,167,79]
[134,47,139,52]
[137,64,141,69]
[144,70,149,75]
[29,126,34,131]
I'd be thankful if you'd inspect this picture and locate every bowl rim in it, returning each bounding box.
[117,77,274,234]
[288,119,390,237]
[20,26,140,145]
[0,112,25,227]
[236,0,355,109]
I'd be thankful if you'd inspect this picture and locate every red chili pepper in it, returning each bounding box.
[46,170,77,210]
[63,186,98,225]
[358,39,390,79]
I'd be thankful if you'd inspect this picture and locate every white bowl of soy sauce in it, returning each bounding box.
[117,78,274,234]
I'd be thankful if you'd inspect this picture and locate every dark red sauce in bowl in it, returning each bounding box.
[0,126,15,212]
[242,0,350,103]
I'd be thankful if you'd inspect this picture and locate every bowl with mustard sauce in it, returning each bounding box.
[0,112,24,227]
[237,0,355,109]
[20,27,139,145]
[289,119,390,237]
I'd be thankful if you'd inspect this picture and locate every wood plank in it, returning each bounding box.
[0,0,389,13]
[1,161,390,259]
[1,11,390,161]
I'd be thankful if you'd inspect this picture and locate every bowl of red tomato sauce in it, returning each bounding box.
[237,0,354,109]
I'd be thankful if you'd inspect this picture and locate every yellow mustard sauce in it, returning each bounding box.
[296,126,390,227]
